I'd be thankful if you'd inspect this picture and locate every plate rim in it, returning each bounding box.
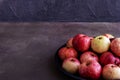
[54,44,86,80]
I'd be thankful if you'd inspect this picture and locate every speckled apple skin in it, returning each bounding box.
[91,35,110,54]
[111,38,120,57]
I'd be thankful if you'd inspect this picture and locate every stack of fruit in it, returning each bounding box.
[58,33,120,80]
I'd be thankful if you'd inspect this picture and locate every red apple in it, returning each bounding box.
[72,34,93,52]
[103,33,114,39]
[62,57,80,74]
[102,64,120,79]
[58,47,78,60]
[79,60,102,79]
[111,38,120,57]
[80,51,98,63]
[66,38,73,48]
[100,51,120,66]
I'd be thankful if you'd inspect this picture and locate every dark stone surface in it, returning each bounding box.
[0,0,120,22]
[0,22,119,80]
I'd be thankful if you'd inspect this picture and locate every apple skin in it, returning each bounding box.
[102,64,120,79]
[66,38,73,48]
[79,60,102,80]
[111,38,120,57]
[58,47,78,60]
[100,51,120,66]
[72,34,93,52]
[103,33,114,39]
[91,35,110,54]
[80,51,98,63]
[62,57,80,74]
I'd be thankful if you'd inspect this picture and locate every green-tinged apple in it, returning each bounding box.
[102,64,120,79]
[58,47,78,60]
[111,38,120,57]
[62,57,80,74]
[91,35,110,54]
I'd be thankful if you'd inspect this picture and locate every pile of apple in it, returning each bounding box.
[58,33,120,80]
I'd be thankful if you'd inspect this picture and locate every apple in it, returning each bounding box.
[62,57,80,74]
[66,38,73,48]
[103,33,114,39]
[80,51,98,63]
[72,34,93,52]
[111,38,120,57]
[91,35,110,54]
[102,64,120,79]
[100,51,120,66]
[58,47,78,60]
[79,60,102,79]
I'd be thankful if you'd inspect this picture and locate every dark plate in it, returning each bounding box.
[55,44,86,80]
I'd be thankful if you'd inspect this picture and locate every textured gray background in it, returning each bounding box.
[0,22,119,80]
[0,0,120,22]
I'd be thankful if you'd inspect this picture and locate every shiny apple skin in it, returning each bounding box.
[58,47,78,60]
[111,38,120,57]
[79,60,102,80]
[80,51,98,63]
[62,57,80,74]
[102,64,120,79]
[72,34,92,52]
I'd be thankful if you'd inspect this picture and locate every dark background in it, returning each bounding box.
[0,22,119,80]
[0,0,120,22]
